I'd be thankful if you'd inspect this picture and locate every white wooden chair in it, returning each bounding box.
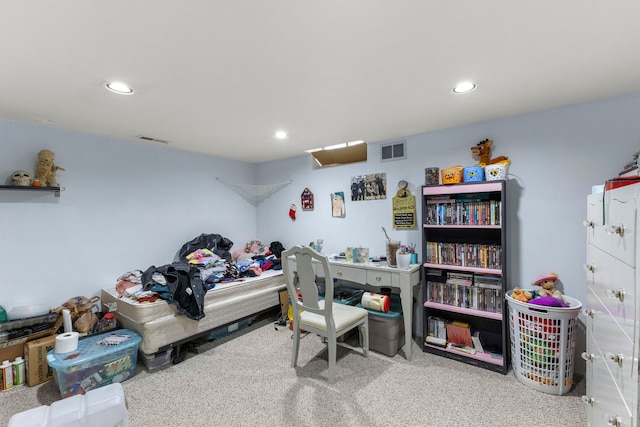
[282,245,369,383]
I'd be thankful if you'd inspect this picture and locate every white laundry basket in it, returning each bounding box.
[506,294,582,395]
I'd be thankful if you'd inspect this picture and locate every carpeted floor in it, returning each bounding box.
[1,317,587,427]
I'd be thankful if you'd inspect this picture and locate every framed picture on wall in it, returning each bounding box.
[301,187,314,210]
[350,173,386,201]
[331,192,345,217]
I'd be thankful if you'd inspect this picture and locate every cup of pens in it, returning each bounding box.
[396,246,411,269]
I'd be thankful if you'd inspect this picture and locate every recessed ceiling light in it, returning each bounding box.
[105,81,134,95]
[453,81,477,94]
[274,131,288,140]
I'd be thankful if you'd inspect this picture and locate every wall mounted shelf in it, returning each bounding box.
[0,185,64,197]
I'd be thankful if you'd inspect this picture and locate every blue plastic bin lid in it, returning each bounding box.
[46,329,141,369]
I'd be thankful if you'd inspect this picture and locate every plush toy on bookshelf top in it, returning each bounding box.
[471,139,511,181]
[470,139,509,166]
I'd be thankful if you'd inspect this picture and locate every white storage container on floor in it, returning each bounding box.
[8,382,129,427]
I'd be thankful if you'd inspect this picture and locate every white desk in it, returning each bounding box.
[287,257,421,361]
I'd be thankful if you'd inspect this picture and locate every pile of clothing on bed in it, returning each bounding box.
[113,234,285,321]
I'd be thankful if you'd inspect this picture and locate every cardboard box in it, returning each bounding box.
[279,289,289,318]
[0,341,27,365]
[0,314,61,377]
[0,328,57,364]
[24,334,57,386]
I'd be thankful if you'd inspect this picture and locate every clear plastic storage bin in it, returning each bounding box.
[47,329,141,398]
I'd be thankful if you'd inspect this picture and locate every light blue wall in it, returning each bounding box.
[2,93,639,332]
[0,121,258,313]
[257,93,640,309]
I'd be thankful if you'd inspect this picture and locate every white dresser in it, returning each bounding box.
[583,182,640,426]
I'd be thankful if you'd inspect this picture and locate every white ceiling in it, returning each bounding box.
[1,2,639,163]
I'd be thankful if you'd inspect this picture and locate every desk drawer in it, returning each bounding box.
[366,270,400,288]
[311,262,366,283]
[331,265,367,283]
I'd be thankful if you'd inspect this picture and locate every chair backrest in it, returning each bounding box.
[282,245,335,317]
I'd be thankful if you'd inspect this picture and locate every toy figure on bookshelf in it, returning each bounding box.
[470,139,510,166]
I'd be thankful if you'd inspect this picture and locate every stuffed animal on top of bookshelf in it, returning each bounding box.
[470,139,510,166]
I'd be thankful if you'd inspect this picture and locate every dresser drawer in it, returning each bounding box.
[586,293,637,416]
[587,245,636,337]
[589,185,640,267]
[366,270,400,288]
[584,331,633,427]
[585,286,633,344]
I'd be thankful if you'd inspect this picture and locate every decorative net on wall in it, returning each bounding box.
[216,177,292,206]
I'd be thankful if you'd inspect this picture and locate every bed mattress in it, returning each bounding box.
[101,269,285,355]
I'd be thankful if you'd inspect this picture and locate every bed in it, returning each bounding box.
[101,269,285,359]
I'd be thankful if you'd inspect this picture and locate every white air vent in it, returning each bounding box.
[380,140,406,161]
[137,135,169,145]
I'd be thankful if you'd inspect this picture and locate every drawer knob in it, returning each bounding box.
[336,272,343,277]
[583,264,595,273]
[581,352,594,362]
[581,309,595,318]
[581,395,594,405]
[605,352,624,368]
[583,219,596,228]
[605,288,625,303]
[375,276,382,282]
[605,224,625,237]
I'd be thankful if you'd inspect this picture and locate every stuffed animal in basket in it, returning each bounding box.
[470,139,510,166]
[529,273,568,307]
[35,149,65,187]
[510,287,533,303]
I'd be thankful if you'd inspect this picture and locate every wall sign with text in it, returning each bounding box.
[392,189,416,229]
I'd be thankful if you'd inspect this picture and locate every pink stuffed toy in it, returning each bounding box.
[531,272,565,303]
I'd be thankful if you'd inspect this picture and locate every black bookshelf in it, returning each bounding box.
[421,180,508,374]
